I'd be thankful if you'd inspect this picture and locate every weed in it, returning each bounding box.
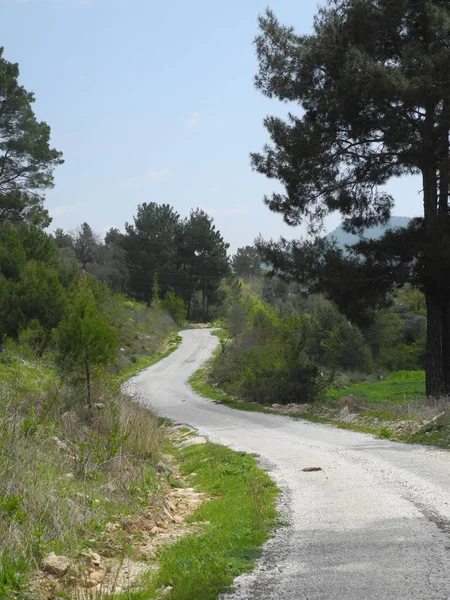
[117,442,279,600]
[378,427,393,439]
[0,358,165,598]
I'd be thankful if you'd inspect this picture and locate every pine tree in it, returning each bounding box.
[252,1,450,396]
[55,276,118,410]
[0,48,63,227]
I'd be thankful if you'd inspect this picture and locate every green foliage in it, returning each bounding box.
[151,273,161,309]
[103,294,176,377]
[325,371,426,407]
[122,204,230,319]
[54,276,118,406]
[163,292,187,325]
[212,300,327,405]
[252,2,450,396]
[73,222,98,270]
[231,245,261,280]
[178,208,230,320]
[0,222,67,341]
[0,47,63,226]
[0,222,26,278]
[0,551,28,597]
[124,202,182,303]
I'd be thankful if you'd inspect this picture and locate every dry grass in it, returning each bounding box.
[0,364,165,598]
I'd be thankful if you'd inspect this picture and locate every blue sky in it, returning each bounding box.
[1,0,423,252]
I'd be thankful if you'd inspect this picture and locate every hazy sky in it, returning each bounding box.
[2,0,423,252]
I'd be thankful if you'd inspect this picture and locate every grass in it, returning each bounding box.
[0,355,57,395]
[117,441,279,600]
[325,370,426,406]
[0,324,183,599]
[116,333,182,383]
[0,371,165,599]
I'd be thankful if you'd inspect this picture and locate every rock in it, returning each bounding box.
[84,569,106,587]
[51,436,72,454]
[179,435,208,447]
[82,549,103,568]
[93,403,105,410]
[336,395,358,410]
[101,481,116,493]
[41,553,72,577]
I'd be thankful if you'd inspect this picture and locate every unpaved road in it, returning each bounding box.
[128,329,450,600]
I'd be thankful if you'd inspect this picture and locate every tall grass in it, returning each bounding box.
[0,358,164,598]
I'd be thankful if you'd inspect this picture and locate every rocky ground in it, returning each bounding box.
[31,429,209,600]
[269,395,450,442]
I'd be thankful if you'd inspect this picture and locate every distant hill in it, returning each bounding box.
[326,216,411,248]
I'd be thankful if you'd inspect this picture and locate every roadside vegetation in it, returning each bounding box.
[193,273,450,449]
[0,289,177,597]
[118,438,279,600]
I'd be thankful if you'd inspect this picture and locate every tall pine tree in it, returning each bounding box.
[252,1,450,396]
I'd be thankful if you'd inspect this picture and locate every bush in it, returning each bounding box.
[212,303,325,404]
[163,292,187,325]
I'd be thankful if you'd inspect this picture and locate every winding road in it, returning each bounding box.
[127,329,450,600]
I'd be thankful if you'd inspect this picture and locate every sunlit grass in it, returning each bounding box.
[118,442,279,600]
[325,371,426,406]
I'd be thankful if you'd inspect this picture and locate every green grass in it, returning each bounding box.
[116,334,182,383]
[118,441,279,600]
[0,357,57,395]
[188,348,450,449]
[325,370,426,406]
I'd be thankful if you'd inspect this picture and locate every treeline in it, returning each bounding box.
[54,203,230,320]
[0,46,233,412]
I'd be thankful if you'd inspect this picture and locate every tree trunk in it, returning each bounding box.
[85,358,92,412]
[187,296,191,320]
[425,293,450,397]
[442,297,450,392]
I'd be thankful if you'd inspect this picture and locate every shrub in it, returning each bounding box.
[54,276,118,409]
[163,292,187,325]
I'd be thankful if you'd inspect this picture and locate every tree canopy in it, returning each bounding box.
[253,1,450,396]
[0,48,63,227]
[124,202,182,303]
[232,245,262,281]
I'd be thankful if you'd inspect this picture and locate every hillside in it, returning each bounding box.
[326,216,411,248]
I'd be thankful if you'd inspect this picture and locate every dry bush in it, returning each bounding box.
[391,395,450,421]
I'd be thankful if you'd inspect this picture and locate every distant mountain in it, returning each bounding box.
[325,216,411,248]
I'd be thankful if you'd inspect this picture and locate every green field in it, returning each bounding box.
[325,371,426,406]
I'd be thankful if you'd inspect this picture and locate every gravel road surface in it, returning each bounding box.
[127,329,450,600]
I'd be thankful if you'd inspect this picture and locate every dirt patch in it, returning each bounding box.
[269,401,449,438]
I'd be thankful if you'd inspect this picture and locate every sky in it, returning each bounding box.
[1,0,423,253]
